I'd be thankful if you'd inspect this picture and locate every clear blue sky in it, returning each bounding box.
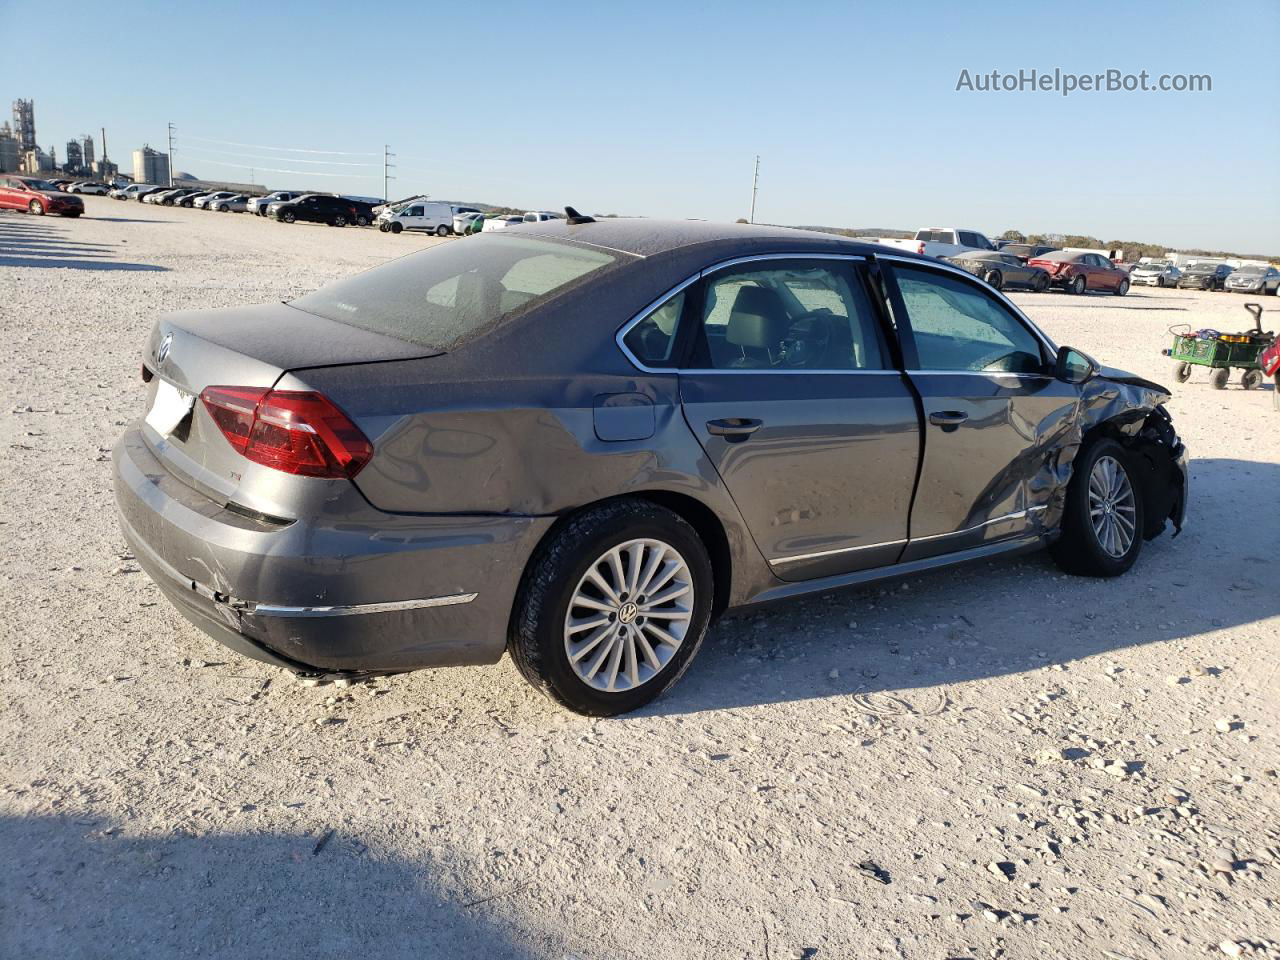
[5,0,1278,252]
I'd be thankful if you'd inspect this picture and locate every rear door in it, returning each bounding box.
[672,256,920,580]
[883,261,1078,560]
[0,178,20,210]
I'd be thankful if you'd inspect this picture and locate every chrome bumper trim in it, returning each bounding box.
[251,593,478,618]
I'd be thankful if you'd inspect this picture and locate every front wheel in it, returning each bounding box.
[390,221,403,234]
[1210,367,1230,389]
[1241,369,1263,390]
[332,215,347,227]
[1114,279,1130,296]
[983,269,1003,290]
[28,199,44,216]
[508,499,714,716]
[282,211,296,223]
[1173,361,1193,383]
[1066,275,1086,295]
[1050,439,1144,578]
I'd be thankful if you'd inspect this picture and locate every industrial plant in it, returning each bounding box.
[1,97,118,181]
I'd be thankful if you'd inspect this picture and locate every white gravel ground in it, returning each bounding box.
[2,198,1277,960]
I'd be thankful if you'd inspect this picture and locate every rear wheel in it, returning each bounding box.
[1050,439,1144,578]
[1114,279,1130,296]
[332,215,347,227]
[1210,367,1230,389]
[1033,273,1049,293]
[1066,274,1086,295]
[436,224,451,237]
[1241,369,1263,390]
[509,499,713,716]
[27,199,44,216]
[1173,362,1193,383]
[355,214,370,226]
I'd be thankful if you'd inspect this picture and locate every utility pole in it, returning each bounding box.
[749,155,760,224]
[383,144,395,202]
[166,122,176,187]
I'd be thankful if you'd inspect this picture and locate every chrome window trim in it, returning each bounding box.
[910,505,1048,544]
[770,538,907,566]
[614,249,1060,375]
[252,592,478,618]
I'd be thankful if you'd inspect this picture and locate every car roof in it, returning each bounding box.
[515,217,900,260]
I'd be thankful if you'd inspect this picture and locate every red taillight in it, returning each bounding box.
[200,386,373,479]
[917,242,926,255]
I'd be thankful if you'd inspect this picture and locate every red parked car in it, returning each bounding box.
[0,175,84,217]
[1028,250,1129,296]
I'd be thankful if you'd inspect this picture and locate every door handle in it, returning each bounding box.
[706,417,763,439]
[928,411,969,427]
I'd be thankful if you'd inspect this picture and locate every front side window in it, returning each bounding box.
[690,262,888,371]
[892,265,1045,374]
[407,206,424,217]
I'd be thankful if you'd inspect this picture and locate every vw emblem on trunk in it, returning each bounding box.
[156,333,173,365]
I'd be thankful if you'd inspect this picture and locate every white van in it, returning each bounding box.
[377,201,481,235]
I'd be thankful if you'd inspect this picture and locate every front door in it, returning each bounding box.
[884,262,1080,561]
[676,258,920,580]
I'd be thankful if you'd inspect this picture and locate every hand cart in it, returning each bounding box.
[1164,302,1275,390]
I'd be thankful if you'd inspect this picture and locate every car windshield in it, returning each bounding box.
[291,235,621,350]
[1138,261,1168,269]
[1187,264,1217,274]
[22,179,58,191]
[1234,265,1264,275]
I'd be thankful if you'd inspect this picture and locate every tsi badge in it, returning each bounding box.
[156,332,173,365]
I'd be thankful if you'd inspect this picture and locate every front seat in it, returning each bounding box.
[724,286,788,368]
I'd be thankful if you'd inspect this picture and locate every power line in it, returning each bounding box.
[178,143,380,168]
[184,134,380,157]
[181,153,379,179]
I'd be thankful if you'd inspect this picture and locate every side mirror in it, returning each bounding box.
[1055,346,1098,384]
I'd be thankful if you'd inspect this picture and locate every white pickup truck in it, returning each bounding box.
[861,227,997,258]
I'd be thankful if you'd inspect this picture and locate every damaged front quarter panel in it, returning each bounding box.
[1059,366,1187,539]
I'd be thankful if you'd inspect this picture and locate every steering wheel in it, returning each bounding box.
[780,310,835,368]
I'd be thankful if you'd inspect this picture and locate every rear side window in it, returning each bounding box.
[691,261,889,370]
[292,235,618,350]
[892,265,1045,374]
[623,292,687,367]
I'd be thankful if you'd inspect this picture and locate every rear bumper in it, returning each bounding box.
[113,424,552,673]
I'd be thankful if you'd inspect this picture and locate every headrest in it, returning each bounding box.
[726,286,787,349]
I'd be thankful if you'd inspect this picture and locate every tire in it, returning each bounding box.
[356,215,370,226]
[436,224,451,237]
[61,211,81,218]
[390,222,403,234]
[1114,279,1129,296]
[217,204,228,212]
[983,269,1003,290]
[1210,367,1230,389]
[508,499,714,716]
[282,211,296,223]
[1050,438,1144,578]
[378,223,389,232]
[332,215,347,227]
[1173,362,1193,383]
[1241,369,1263,390]
[1066,274,1086,295]
[28,199,44,216]
[1033,274,1049,293]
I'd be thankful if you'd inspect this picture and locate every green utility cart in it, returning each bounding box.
[1165,303,1274,390]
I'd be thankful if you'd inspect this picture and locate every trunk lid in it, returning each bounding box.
[141,303,440,516]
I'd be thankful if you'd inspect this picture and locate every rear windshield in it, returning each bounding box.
[291,235,619,349]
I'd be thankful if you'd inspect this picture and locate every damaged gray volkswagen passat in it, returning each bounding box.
[114,217,1187,715]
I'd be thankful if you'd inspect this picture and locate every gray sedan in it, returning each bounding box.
[944,251,1051,292]
[113,218,1188,715]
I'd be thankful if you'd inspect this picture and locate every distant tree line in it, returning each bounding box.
[998,228,1275,262]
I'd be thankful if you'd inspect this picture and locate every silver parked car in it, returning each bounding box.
[212,194,250,213]
[113,218,1188,715]
[1129,260,1182,287]
[1224,264,1280,295]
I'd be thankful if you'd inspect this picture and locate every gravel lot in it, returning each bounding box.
[2,198,1277,960]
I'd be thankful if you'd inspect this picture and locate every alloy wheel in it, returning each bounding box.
[1088,455,1136,559]
[563,538,694,693]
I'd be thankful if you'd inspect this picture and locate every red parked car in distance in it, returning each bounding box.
[1028,250,1129,296]
[0,175,84,217]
